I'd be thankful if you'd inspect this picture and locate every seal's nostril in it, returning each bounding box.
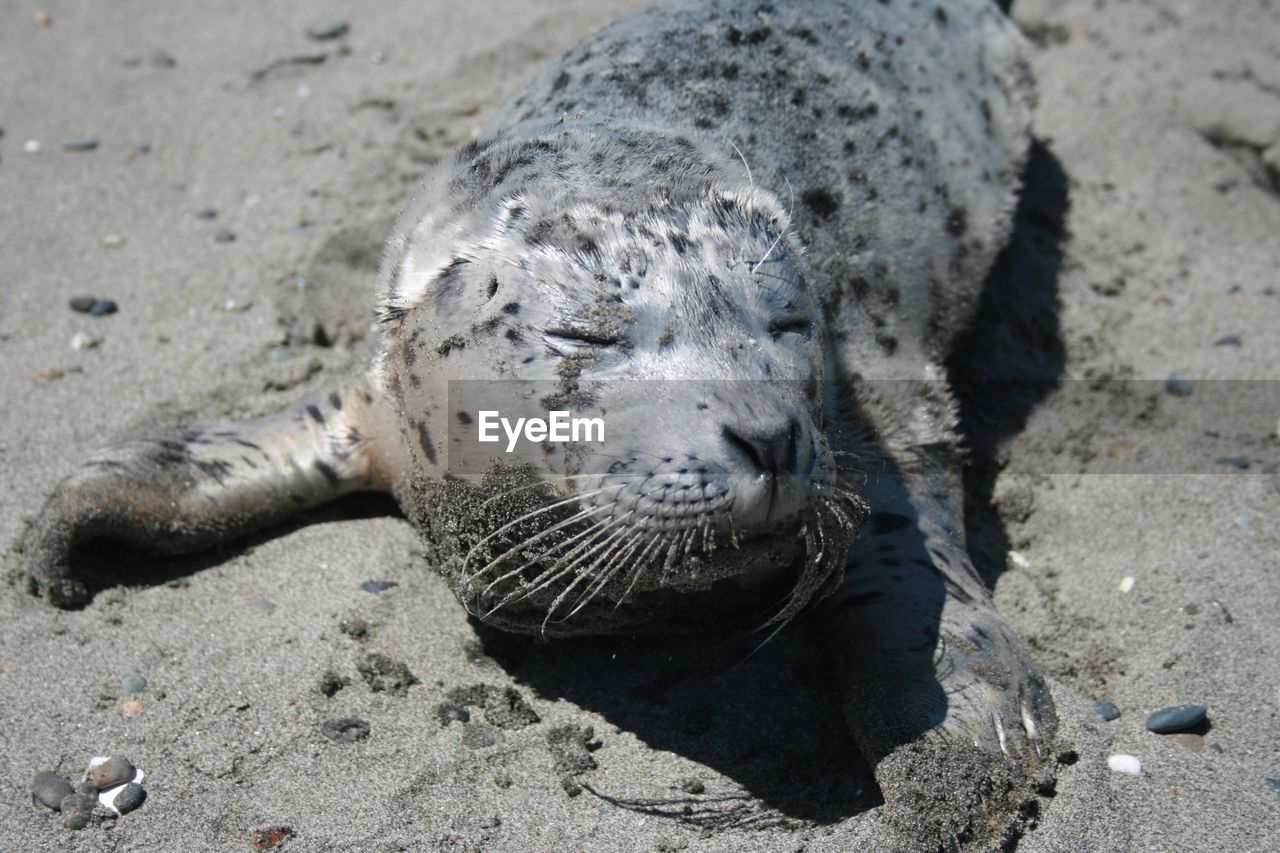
[722,420,801,476]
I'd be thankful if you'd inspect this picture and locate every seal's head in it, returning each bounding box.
[377,134,864,635]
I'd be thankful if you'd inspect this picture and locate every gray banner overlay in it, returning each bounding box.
[443,379,1280,476]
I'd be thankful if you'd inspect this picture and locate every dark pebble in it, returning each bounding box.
[75,782,97,797]
[214,229,236,243]
[89,755,134,789]
[248,598,277,612]
[112,782,146,814]
[150,50,176,68]
[62,138,99,152]
[307,21,350,41]
[69,295,97,313]
[1215,457,1250,470]
[1213,335,1242,347]
[1266,777,1280,795]
[360,579,398,594]
[132,143,151,155]
[321,716,370,743]
[1146,703,1207,734]
[1165,373,1194,397]
[1224,283,1242,294]
[196,208,218,220]
[31,771,74,810]
[89,299,118,316]
[121,672,147,693]
[437,704,470,725]
[1093,700,1121,721]
[61,793,96,829]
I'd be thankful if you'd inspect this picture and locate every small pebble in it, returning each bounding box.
[29,366,65,383]
[268,346,291,363]
[1107,754,1142,775]
[122,699,144,717]
[1266,777,1280,795]
[1146,703,1207,734]
[69,295,97,313]
[214,229,236,243]
[101,234,125,249]
[89,299,118,316]
[31,771,74,810]
[70,331,100,351]
[24,139,41,153]
[248,598,277,612]
[88,756,135,790]
[75,782,97,797]
[132,143,151,155]
[1007,550,1030,570]
[1234,515,1253,532]
[61,138,99,152]
[121,672,147,693]
[1165,372,1194,397]
[338,617,369,638]
[437,704,471,725]
[60,793,96,829]
[1168,733,1205,752]
[1093,700,1121,721]
[110,782,146,814]
[1118,576,1135,593]
[222,298,253,312]
[150,50,176,68]
[1224,283,1242,294]
[196,207,218,220]
[360,579,398,594]
[307,21,350,41]
[1213,335,1242,347]
[34,11,52,26]
[321,716,370,743]
[1215,457,1249,470]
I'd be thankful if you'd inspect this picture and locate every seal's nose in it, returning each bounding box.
[722,419,800,477]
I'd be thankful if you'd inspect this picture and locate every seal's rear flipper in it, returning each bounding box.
[17,376,403,608]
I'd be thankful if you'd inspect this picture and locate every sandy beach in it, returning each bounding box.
[2,0,1278,849]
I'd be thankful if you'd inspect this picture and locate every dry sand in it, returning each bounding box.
[1,0,1277,849]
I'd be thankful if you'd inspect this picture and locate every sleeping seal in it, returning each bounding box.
[19,0,1060,847]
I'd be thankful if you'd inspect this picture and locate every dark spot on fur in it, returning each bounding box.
[306,405,325,425]
[935,6,948,25]
[551,71,571,93]
[876,334,898,355]
[801,188,840,219]
[486,274,500,301]
[328,392,343,410]
[850,277,871,300]
[947,207,968,236]
[436,335,466,357]
[409,374,421,388]
[315,460,341,485]
[502,302,521,315]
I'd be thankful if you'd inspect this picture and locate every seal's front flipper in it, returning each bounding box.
[18,376,402,608]
[816,447,1059,849]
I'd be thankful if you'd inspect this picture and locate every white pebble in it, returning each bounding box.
[70,331,100,351]
[24,139,41,153]
[272,106,287,119]
[296,83,311,98]
[1107,754,1141,775]
[1008,550,1030,570]
[101,234,125,248]
[1118,576,1135,594]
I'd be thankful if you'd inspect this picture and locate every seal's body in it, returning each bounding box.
[20,1,1057,847]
